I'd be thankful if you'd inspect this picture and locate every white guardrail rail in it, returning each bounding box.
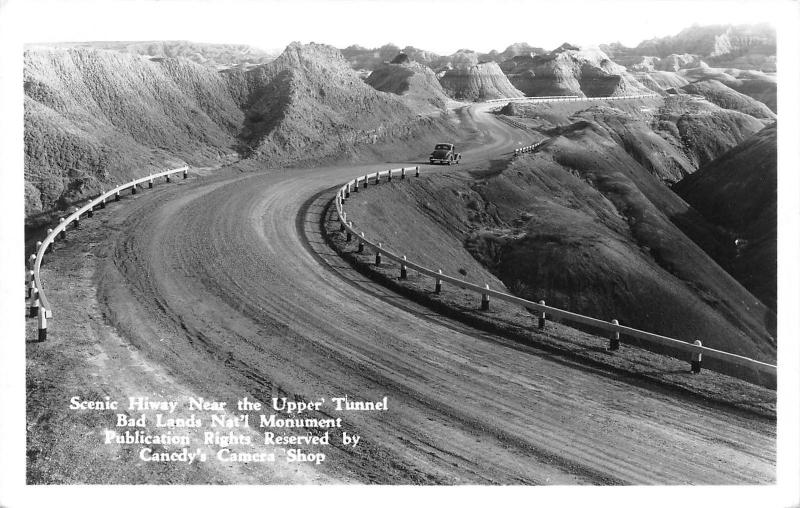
[332,165,777,378]
[485,93,658,104]
[25,166,189,341]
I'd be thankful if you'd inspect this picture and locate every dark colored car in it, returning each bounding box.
[429,143,461,165]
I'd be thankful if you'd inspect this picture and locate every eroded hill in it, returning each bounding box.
[377,96,777,363]
[674,123,777,311]
[439,60,524,101]
[502,44,652,98]
[365,57,451,112]
[25,42,451,221]
[24,48,243,218]
[350,111,775,363]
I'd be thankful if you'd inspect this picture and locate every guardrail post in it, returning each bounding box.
[100,198,106,209]
[375,243,382,266]
[364,175,369,188]
[45,230,53,252]
[183,169,188,179]
[691,340,702,373]
[481,285,490,310]
[415,166,420,177]
[340,212,347,232]
[610,319,620,351]
[401,168,406,180]
[38,310,48,342]
[58,218,66,240]
[400,256,407,279]
[35,241,42,255]
[149,178,154,189]
[375,172,380,184]
[346,222,352,242]
[538,300,546,329]
[435,269,442,294]
[115,191,121,202]
[26,270,35,298]
[73,208,80,229]
[354,179,359,192]
[388,170,393,182]
[131,183,137,195]
[345,183,351,198]
[166,174,171,183]
[28,253,36,271]
[88,206,93,218]
[29,287,39,317]
[357,233,365,253]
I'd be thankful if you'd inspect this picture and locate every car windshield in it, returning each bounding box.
[435,144,452,150]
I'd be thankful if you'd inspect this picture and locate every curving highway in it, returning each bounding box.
[92,103,775,484]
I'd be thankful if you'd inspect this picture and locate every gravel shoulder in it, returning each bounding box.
[25,104,776,485]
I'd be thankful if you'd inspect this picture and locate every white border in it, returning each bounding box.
[1,1,798,506]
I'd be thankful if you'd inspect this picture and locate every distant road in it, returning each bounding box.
[59,101,775,484]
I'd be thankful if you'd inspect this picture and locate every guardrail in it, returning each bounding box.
[485,93,658,104]
[332,166,777,378]
[25,166,189,341]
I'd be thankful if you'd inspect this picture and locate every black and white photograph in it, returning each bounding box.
[1,0,798,505]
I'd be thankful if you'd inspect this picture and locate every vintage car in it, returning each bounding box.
[429,143,461,165]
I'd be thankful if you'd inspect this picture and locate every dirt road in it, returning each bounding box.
[37,104,776,484]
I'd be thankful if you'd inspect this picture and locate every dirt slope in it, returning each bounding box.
[501,94,766,178]
[674,123,777,310]
[24,48,242,218]
[631,70,689,93]
[681,79,776,119]
[25,43,446,223]
[222,42,429,162]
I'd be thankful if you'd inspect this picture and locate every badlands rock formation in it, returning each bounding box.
[24,42,442,220]
[366,55,451,111]
[503,44,652,97]
[438,57,524,101]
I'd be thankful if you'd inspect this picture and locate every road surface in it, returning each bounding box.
[58,103,776,484]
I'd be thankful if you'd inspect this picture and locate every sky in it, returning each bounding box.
[5,0,788,54]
